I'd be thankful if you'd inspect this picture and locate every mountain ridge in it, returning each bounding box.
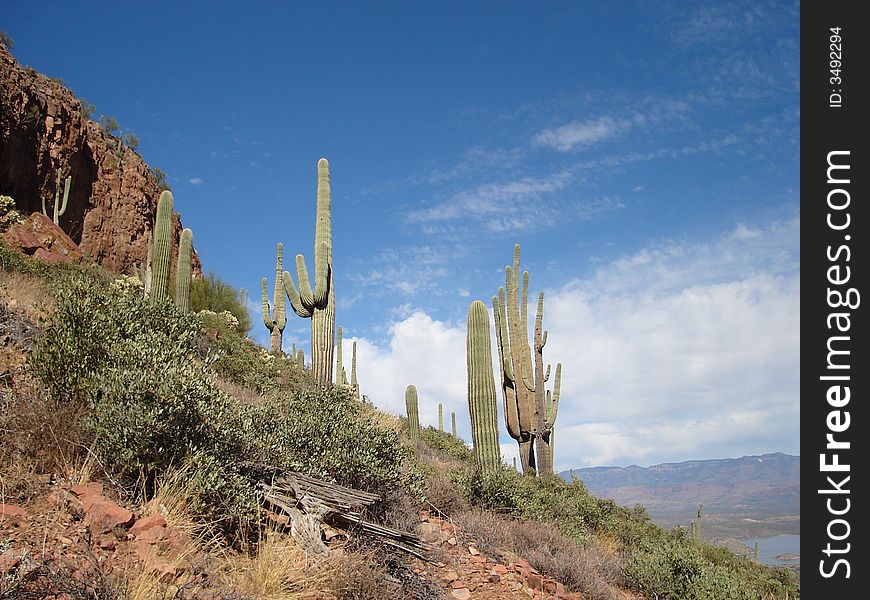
[560,452,799,539]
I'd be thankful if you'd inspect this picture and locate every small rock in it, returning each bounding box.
[526,573,544,591]
[492,564,509,575]
[488,574,501,584]
[0,503,26,522]
[468,545,480,556]
[451,580,467,589]
[58,536,73,545]
[450,589,471,600]
[447,536,457,545]
[442,570,459,583]
[99,537,117,551]
[130,513,167,536]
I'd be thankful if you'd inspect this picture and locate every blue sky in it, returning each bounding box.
[4,1,800,469]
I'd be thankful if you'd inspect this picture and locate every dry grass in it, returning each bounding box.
[0,269,54,325]
[222,530,325,599]
[458,508,627,600]
[0,378,90,501]
[361,403,404,434]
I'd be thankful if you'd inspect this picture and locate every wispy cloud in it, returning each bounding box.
[533,116,631,152]
[189,177,204,185]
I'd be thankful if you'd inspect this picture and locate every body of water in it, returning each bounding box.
[740,534,800,566]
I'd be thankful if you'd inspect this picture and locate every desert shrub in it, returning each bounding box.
[99,114,119,136]
[191,272,251,333]
[239,386,406,494]
[122,132,140,150]
[196,308,289,394]
[419,425,473,462]
[0,31,14,50]
[150,166,171,191]
[0,195,24,231]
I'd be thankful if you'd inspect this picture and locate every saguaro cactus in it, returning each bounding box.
[528,291,562,476]
[175,228,193,312]
[438,403,444,432]
[467,300,501,473]
[261,243,287,355]
[283,158,335,386]
[493,244,562,476]
[451,412,457,437]
[150,191,174,303]
[351,341,360,399]
[335,326,345,384]
[405,385,421,442]
[695,504,704,542]
[42,169,71,226]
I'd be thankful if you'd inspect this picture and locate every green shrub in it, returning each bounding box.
[419,426,473,462]
[191,272,251,333]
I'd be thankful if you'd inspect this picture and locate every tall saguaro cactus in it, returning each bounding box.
[451,412,457,437]
[438,403,444,432]
[261,243,287,355]
[405,385,421,442]
[493,244,562,476]
[467,300,501,473]
[175,228,193,312]
[150,191,174,303]
[42,169,71,226]
[283,158,335,386]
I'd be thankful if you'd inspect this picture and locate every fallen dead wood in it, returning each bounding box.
[241,462,431,561]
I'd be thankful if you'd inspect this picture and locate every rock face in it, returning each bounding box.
[0,44,200,275]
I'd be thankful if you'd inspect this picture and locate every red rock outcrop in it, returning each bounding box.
[0,44,200,275]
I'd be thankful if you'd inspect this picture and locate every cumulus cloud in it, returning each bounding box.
[354,217,799,471]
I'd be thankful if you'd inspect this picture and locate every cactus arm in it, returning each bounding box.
[544,364,551,382]
[56,175,71,222]
[294,254,315,308]
[546,363,561,429]
[335,326,344,384]
[282,270,313,318]
[261,277,274,330]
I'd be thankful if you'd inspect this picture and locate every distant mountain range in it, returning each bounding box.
[560,453,799,539]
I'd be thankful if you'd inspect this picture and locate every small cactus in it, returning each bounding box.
[405,385,420,442]
[174,228,193,312]
[451,411,457,437]
[351,341,360,400]
[695,504,704,542]
[335,326,345,384]
[467,300,500,473]
[42,169,71,226]
[150,191,174,303]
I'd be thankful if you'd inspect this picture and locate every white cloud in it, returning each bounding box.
[189,177,204,185]
[533,117,627,152]
[354,217,799,472]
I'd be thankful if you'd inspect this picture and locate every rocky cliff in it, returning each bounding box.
[0,44,200,275]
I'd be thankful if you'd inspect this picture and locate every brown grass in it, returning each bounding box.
[0,269,54,325]
[458,508,627,600]
[222,531,324,599]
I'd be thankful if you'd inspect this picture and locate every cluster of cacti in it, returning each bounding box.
[283,158,335,386]
[238,287,249,307]
[261,243,287,355]
[175,228,193,312]
[492,244,561,476]
[42,168,71,226]
[405,384,421,442]
[150,191,174,303]
[466,300,501,473]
